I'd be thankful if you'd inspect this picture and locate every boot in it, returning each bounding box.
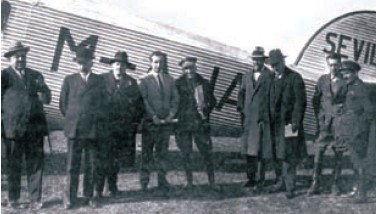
[307,162,322,196]
[331,154,343,196]
[353,168,367,203]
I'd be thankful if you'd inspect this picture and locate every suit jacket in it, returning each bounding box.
[101,71,144,137]
[175,73,216,132]
[270,66,307,159]
[238,67,274,158]
[59,72,106,139]
[139,72,179,129]
[312,74,347,134]
[2,67,51,139]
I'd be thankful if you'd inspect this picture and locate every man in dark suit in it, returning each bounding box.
[237,47,274,191]
[59,46,105,209]
[268,49,307,199]
[175,57,216,190]
[97,51,144,196]
[307,52,347,196]
[2,41,51,210]
[138,51,179,191]
[335,61,374,203]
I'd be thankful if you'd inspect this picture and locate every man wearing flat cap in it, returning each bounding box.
[2,41,51,210]
[96,51,144,197]
[175,56,217,190]
[268,49,307,199]
[237,47,274,191]
[59,46,106,209]
[334,60,374,203]
[308,52,348,196]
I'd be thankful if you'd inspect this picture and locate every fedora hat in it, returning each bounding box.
[250,46,267,59]
[73,46,95,61]
[339,60,361,73]
[108,51,136,69]
[4,41,30,58]
[178,57,197,68]
[268,49,287,64]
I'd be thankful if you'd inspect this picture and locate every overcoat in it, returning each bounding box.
[334,78,373,158]
[101,71,144,138]
[237,67,274,158]
[59,73,106,139]
[270,67,307,160]
[2,67,51,139]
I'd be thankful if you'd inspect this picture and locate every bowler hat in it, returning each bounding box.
[108,51,136,69]
[251,46,268,59]
[73,46,95,61]
[268,49,287,64]
[340,60,361,73]
[178,57,197,67]
[4,41,30,58]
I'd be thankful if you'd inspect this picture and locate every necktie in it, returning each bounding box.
[158,74,165,101]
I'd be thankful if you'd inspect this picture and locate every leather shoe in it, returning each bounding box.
[7,200,20,209]
[89,199,99,209]
[63,202,73,210]
[29,201,43,211]
[285,191,295,199]
[109,190,119,197]
[243,180,257,188]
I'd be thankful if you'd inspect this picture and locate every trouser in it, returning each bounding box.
[140,126,170,187]
[5,134,44,202]
[97,135,132,193]
[175,129,214,184]
[275,159,297,192]
[64,139,99,204]
[246,156,265,183]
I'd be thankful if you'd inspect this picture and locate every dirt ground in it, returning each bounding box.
[1,131,376,214]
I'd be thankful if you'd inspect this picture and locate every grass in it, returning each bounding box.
[1,131,376,214]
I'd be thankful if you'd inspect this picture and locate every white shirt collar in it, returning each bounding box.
[80,72,91,82]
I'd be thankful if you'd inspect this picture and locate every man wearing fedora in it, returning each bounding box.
[138,51,179,191]
[59,46,105,209]
[237,47,274,191]
[334,60,373,203]
[96,51,144,197]
[307,52,348,196]
[175,57,217,190]
[2,41,51,210]
[268,49,307,199]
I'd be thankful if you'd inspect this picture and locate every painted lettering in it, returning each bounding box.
[51,27,99,71]
[337,34,350,59]
[216,73,243,110]
[323,32,338,54]
[353,38,365,61]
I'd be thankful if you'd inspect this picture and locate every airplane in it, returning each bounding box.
[1,1,375,145]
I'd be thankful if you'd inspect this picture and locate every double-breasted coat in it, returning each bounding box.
[237,67,274,159]
[2,67,51,139]
[334,77,373,159]
[270,67,307,160]
[59,73,106,139]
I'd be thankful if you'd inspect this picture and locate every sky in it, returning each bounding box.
[48,0,376,64]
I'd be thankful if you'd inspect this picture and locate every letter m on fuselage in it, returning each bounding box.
[50,27,99,71]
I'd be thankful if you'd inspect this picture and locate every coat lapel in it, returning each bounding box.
[250,68,268,101]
